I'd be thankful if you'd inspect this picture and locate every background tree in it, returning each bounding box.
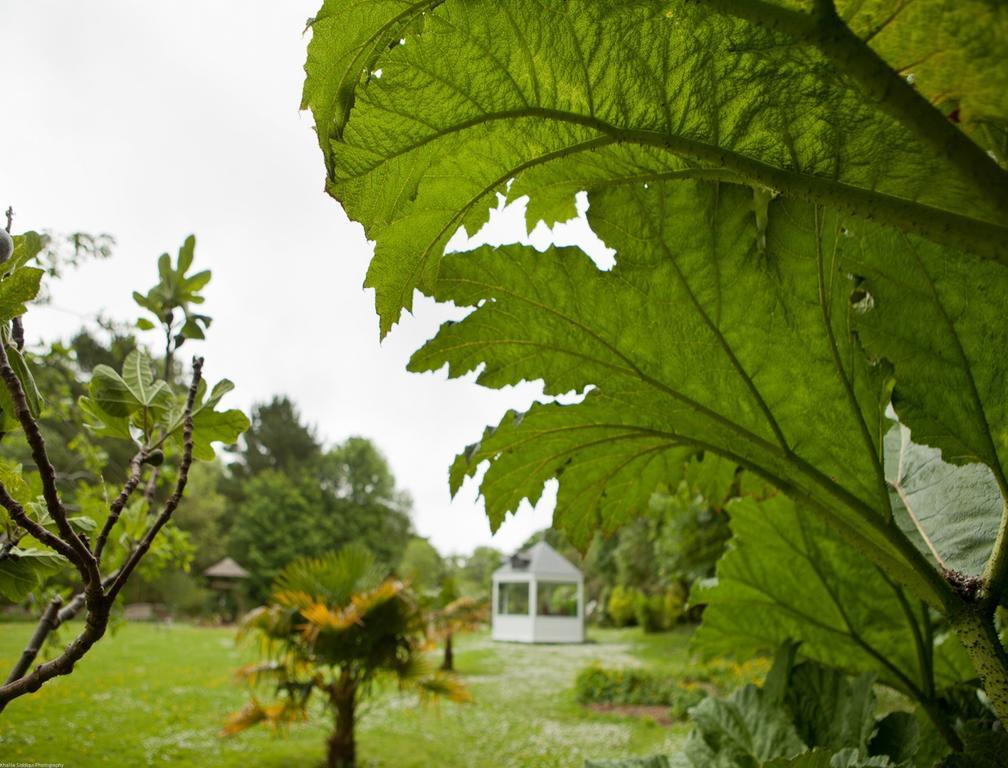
[398,536,445,594]
[456,545,501,599]
[228,395,321,482]
[227,470,332,599]
[227,428,413,602]
[225,544,469,768]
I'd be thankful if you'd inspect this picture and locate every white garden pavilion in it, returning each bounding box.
[491,541,585,643]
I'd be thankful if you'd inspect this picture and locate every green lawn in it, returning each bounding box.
[0,623,713,767]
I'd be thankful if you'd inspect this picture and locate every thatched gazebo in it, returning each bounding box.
[204,557,250,620]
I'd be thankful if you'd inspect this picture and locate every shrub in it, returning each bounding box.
[662,585,686,626]
[575,664,702,710]
[150,570,213,617]
[607,585,640,628]
[631,585,688,632]
[634,593,666,633]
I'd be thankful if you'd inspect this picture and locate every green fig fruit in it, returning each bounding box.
[0,229,12,263]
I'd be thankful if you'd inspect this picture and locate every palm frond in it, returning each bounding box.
[299,579,405,643]
[273,543,385,606]
[415,671,473,704]
[221,698,306,736]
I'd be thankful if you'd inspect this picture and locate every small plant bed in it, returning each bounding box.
[575,658,768,723]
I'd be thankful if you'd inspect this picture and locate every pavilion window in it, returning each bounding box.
[497,582,530,615]
[536,582,578,617]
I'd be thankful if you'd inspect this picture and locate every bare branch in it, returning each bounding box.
[0,483,83,564]
[2,595,62,688]
[93,450,145,563]
[12,318,25,352]
[0,596,111,706]
[142,466,161,507]
[0,570,120,709]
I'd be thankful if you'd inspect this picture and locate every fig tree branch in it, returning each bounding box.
[0,339,96,582]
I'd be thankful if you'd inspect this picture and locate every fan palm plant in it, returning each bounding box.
[224,543,469,768]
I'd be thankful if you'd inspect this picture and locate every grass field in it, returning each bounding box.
[0,622,734,768]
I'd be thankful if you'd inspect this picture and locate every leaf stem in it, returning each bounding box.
[952,606,1008,727]
[93,449,146,563]
[982,499,1008,604]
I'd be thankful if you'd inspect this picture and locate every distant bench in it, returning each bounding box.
[122,603,173,624]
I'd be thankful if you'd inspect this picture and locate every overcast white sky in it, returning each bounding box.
[2,1,611,556]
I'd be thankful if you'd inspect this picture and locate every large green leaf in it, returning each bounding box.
[121,350,172,409]
[305,0,1008,335]
[0,546,64,601]
[846,224,1008,500]
[0,265,43,321]
[413,180,953,603]
[763,750,894,768]
[692,494,974,696]
[884,424,1002,577]
[678,684,806,766]
[0,332,44,431]
[166,377,250,460]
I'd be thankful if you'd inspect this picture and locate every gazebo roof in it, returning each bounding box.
[204,557,250,579]
[493,541,581,579]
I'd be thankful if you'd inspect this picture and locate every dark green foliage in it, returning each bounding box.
[229,396,321,481]
[607,586,640,628]
[634,588,686,634]
[398,536,444,594]
[634,593,665,634]
[227,436,412,602]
